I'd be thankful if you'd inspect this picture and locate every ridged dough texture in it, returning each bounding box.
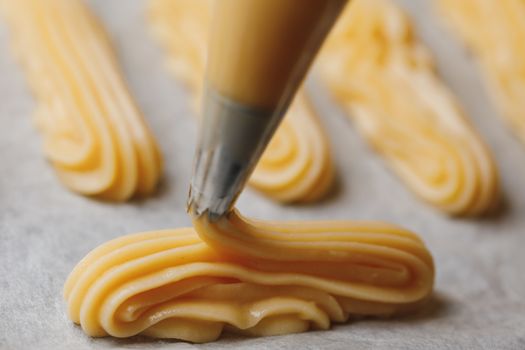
[1,0,162,201]
[438,0,525,145]
[319,0,499,216]
[64,209,434,343]
[148,0,334,203]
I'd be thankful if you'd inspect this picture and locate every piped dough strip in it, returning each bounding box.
[148,0,334,203]
[438,0,525,145]
[1,0,162,200]
[319,0,499,216]
[64,209,434,343]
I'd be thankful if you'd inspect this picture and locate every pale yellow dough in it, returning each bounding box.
[148,0,334,203]
[438,0,525,145]
[319,0,500,216]
[1,0,162,201]
[64,210,434,343]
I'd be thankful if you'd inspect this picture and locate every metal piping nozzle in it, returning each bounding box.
[187,88,286,221]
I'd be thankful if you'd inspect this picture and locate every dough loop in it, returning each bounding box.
[2,0,162,200]
[319,0,499,215]
[65,210,434,343]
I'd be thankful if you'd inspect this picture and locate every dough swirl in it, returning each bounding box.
[148,0,334,203]
[64,210,434,343]
[2,0,162,200]
[319,0,499,215]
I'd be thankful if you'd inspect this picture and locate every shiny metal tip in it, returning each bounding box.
[187,88,284,221]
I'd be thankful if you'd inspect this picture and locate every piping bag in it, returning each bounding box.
[188,0,347,220]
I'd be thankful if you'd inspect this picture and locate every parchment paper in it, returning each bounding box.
[1,1,524,349]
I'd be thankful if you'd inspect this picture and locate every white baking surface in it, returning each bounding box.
[1,1,525,349]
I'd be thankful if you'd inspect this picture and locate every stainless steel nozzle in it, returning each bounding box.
[187,88,287,221]
[186,0,347,221]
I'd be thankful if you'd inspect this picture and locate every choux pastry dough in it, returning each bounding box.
[2,0,162,200]
[65,209,434,343]
[319,0,499,215]
[438,0,525,145]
